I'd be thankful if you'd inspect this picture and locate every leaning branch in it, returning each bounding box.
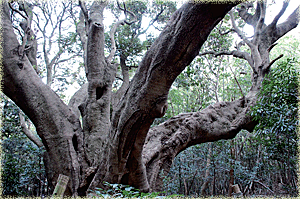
[110,3,239,192]
[106,20,126,63]
[270,0,290,27]
[230,10,253,48]
[264,54,284,72]
[199,50,254,71]
[19,112,44,148]
[274,6,300,40]
[267,43,278,53]
[253,180,275,194]
[144,96,255,191]
[228,65,244,97]
[106,1,138,63]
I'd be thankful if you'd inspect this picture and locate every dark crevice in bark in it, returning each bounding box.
[17,62,24,69]
[72,134,79,152]
[77,169,97,196]
[96,86,107,100]
[121,173,129,185]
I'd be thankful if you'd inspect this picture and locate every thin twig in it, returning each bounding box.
[107,1,138,63]
[107,19,126,63]
[138,6,165,35]
[253,180,275,194]
[267,43,278,52]
[266,54,284,69]
[228,65,244,98]
[13,26,23,38]
[19,112,43,148]
[9,2,28,20]
[117,0,137,25]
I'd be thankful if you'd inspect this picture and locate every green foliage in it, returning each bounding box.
[58,31,78,51]
[149,0,177,24]
[271,34,300,65]
[88,182,165,198]
[250,58,298,174]
[1,97,47,196]
[107,1,176,61]
[1,98,21,138]
[2,133,46,196]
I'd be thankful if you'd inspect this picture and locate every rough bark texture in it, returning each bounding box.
[100,2,239,192]
[2,0,299,196]
[142,1,299,192]
[1,2,84,195]
[143,96,256,191]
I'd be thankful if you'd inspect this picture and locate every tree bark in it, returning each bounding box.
[101,2,239,192]
[2,0,299,196]
[143,1,299,192]
[143,96,256,191]
[19,112,43,148]
[1,3,84,195]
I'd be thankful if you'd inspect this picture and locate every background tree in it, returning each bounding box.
[33,0,84,97]
[1,0,299,197]
[1,96,47,196]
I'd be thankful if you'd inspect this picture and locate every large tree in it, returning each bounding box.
[1,0,299,196]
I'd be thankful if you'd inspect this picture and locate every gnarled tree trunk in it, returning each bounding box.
[1,0,299,196]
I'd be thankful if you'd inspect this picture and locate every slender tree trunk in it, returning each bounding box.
[179,158,182,194]
[228,140,235,197]
[211,159,216,196]
[183,178,188,196]
[200,142,213,196]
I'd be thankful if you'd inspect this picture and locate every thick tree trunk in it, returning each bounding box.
[1,3,84,195]
[2,0,298,196]
[143,2,299,192]
[87,2,238,193]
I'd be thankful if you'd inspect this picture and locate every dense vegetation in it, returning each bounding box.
[163,58,299,197]
[1,0,299,197]
[1,98,47,196]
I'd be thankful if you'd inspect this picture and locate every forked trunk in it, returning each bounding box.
[1,0,299,196]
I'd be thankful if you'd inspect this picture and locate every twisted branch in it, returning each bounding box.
[107,1,138,63]
[199,50,254,71]
[116,0,137,25]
